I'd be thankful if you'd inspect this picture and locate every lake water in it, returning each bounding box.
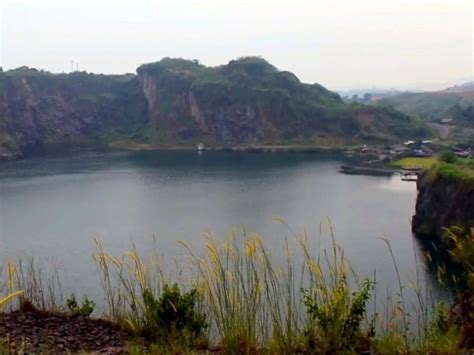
[0,151,452,310]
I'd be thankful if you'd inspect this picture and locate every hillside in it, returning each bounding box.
[0,58,430,159]
[0,67,148,158]
[443,81,474,93]
[371,84,474,127]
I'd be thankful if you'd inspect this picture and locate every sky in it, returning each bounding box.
[0,0,472,91]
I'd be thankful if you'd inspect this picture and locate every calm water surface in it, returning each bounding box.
[0,151,451,307]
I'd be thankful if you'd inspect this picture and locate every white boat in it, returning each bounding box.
[196,143,205,151]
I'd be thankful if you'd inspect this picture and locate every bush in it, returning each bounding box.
[66,294,95,316]
[439,151,457,164]
[302,278,374,352]
[142,284,207,344]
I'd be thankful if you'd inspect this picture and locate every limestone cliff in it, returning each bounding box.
[412,167,474,238]
[0,58,430,159]
[0,68,147,158]
[136,57,427,145]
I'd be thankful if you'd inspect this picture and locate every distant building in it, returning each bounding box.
[454,150,471,158]
[453,147,472,158]
[441,118,454,125]
[412,149,432,157]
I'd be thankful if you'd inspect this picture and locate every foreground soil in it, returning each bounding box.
[0,310,126,354]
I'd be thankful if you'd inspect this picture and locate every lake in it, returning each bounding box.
[0,151,452,310]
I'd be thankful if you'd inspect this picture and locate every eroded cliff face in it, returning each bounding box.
[136,69,273,144]
[0,58,430,159]
[0,69,147,158]
[412,170,474,238]
[135,58,355,145]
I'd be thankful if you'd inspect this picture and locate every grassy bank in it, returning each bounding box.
[390,154,474,185]
[1,223,472,353]
[434,157,474,182]
[389,157,437,169]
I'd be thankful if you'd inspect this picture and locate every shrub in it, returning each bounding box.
[302,278,374,352]
[66,294,95,316]
[142,284,207,344]
[439,151,457,164]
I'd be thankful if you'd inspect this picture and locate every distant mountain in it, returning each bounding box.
[443,81,474,93]
[0,57,430,159]
[370,82,474,127]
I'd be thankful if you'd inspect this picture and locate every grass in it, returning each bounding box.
[1,222,472,353]
[392,155,474,182]
[437,157,474,182]
[422,155,474,183]
[0,259,24,311]
[390,156,437,169]
[91,222,468,353]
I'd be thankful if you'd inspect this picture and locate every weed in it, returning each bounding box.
[66,293,95,316]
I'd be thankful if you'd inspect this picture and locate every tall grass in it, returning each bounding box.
[91,221,461,352]
[13,258,64,311]
[0,222,469,353]
[0,258,23,311]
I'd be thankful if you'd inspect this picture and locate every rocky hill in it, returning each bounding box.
[0,67,147,158]
[412,160,474,238]
[0,58,429,159]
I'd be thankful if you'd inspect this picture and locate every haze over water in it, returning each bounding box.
[0,151,451,307]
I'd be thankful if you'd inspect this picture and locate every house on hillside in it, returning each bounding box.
[440,118,454,125]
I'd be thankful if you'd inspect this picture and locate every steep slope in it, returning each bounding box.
[0,58,430,159]
[136,57,428,145]
[0,67,148,157]
[137,57,346,144]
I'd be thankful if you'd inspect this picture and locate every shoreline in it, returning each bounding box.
[108,141,353,154]
[0,143,354,164]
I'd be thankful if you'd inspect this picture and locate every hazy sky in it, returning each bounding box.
[1,0,472,90]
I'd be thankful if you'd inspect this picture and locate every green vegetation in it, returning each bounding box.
[373,91,474,126]
[368,89,474,145]
[431,157,474,183]
[0,57,432,158]
[66,293,95,316]
[1,223,472,353]
[302,278,374,353]
[390,156,437,169]
[391,154,474,181]
[141,284,207,346]
[137,57,430,145]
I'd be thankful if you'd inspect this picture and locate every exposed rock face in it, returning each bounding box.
[0,68,147,157]
[412,170,474,238]
[136,57,427,145]
[0,58,429,158]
